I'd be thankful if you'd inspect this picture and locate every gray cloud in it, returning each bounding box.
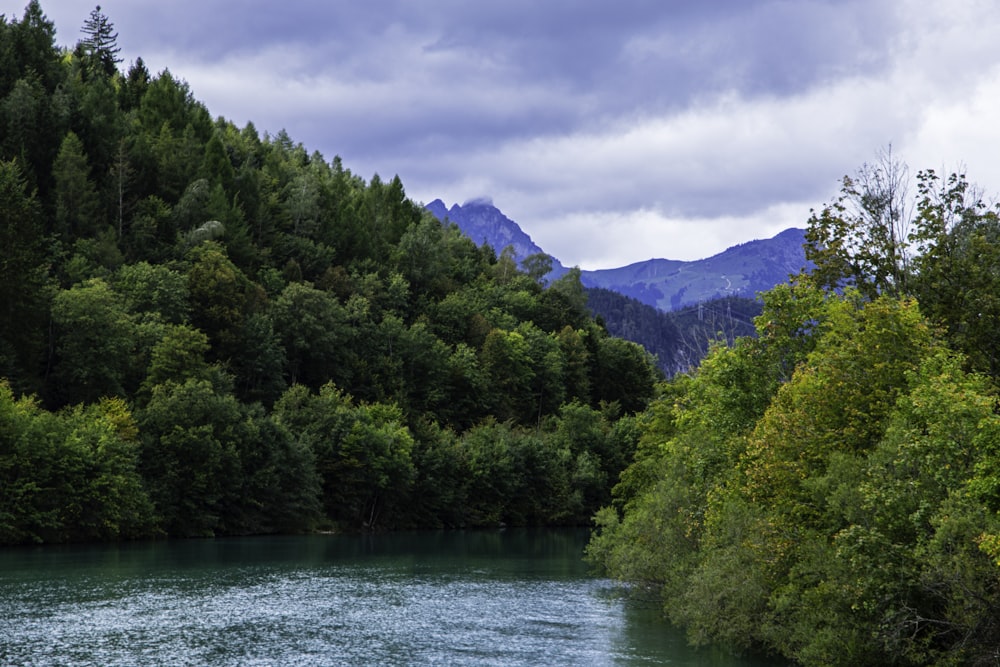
[26,0,1000,266]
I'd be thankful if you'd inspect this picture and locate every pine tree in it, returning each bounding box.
[80,5,121,77]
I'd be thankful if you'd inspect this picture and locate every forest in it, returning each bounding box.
[588,157,1000,665]
[0,3,662,542]
[8,3,1000,664]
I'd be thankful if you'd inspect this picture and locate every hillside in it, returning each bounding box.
[586,288,761,376]
[0,3,661,543]
[581,227,808,310]
[425,198,568,275]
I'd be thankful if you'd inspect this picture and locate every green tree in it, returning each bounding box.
[1,74,53,188]
[118,57,149,112]
[185,241,254,357]
[0,382,58,543]
[139,324,212,395]
[273,384,414,529]
[70,64,122,193]
[538,267,589,331]
[271,281,352,387]
[50,278,135,406]
[199,132,235,194]
[55,398,154,541]
[122,194,173,261]
[910,170,1000,378]
[225,403,322,534]
[78,5,121,78]
[394,215,451,302]
[228,312,287,406]
[556,326,591,404]
[52,131,101,238]
[137,377,241,536]
[804,148,911,299]
[479,328,535,423]
[520,252,553,285]
[0,159,50,393]
[0,385,152,544]
[590,333,659,413]
[2,2,61,95]
[113,261,190,324]
[138,72,212,201]
[459,420,568,526]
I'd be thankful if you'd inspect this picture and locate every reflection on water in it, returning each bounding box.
[0,529,782,666]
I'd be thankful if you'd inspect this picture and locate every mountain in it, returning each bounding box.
[425,198,568,273]
[586,288,762,376]
[581,228,809,311]
[427,199,808,312]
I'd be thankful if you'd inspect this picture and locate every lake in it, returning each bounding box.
[0,529,781,666]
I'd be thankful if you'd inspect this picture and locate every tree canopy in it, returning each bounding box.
[589,154,1000,665]
[0,2,660,543]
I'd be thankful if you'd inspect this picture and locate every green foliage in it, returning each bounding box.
[804,148,911,299]
[137,378,240,536]
[910,170,1000,378]
[0,383,152,543]
[591,334,660,413]
[273,384,413,529]
[113,261,189,323]
[52,130,100,238]
[11,23,1000,662]
[78,5,121,78]
[587,159,1000,663]
[0,159,50,394]
[50,278,135,405]
[590,282,1000,665]
[271,281,352,388]
[0,3,661,544]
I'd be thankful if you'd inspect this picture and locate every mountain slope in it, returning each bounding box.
[586,287,762,376]
[427,199,808,312]
[581,228,808,311]
[426,198,566,273]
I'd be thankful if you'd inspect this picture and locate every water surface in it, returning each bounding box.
[0,529,778,666]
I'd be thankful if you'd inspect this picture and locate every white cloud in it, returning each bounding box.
[523,202,810,269]
[400,74,909,265]
[36,0,1000,269]
[403,0,1000,267]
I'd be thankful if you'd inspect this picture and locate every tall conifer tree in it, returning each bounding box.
[80,5,121,77]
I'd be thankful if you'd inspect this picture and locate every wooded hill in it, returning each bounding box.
[586,289,761,376]
[11,5,1000,663]
[0,3,662,543]
[588,156,1000,665]
[424,198,776,376]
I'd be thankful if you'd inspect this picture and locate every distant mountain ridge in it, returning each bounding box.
[580,228,808,311]
[425,198,567,274]
[427,199,808,312]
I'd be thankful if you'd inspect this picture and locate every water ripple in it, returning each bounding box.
[0,532,771,666]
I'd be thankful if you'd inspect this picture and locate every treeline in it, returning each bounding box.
[587,288,761,376]
[0,3,660,543]
[588,155,1000,665]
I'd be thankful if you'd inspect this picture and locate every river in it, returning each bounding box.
[0,529,782,666]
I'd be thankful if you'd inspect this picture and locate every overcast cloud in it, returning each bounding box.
[20,0,1000,267]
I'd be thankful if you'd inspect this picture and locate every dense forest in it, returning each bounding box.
[0,3,663,543]
[588,156,1000,665]
[13,3,1000,664]
[586,288,761,376]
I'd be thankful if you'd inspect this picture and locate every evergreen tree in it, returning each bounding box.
[79,5,121,78]
[0,159,50,393]
[52,131,100,239]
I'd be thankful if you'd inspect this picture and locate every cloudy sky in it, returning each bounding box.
[22,0,1000,268]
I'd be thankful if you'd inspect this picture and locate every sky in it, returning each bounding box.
[19,0,1000,268]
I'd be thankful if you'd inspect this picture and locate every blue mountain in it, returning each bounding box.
[426,198,567,274]
[426,199,808,312]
